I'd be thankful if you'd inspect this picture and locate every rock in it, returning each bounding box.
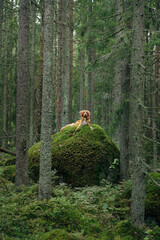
[39,229,76,240]
[28,124,120,187]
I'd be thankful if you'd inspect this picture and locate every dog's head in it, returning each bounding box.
[80,110,90,119]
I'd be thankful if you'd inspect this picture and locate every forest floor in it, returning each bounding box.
[0,171,160,240]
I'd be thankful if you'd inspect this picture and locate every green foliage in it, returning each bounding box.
[1,165,15,182]
[0,178,160,240]
[114,220,144,240]
[28,124,120,186]
[144,226,160,240]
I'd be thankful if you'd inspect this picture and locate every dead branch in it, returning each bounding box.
[0,147,16,156]
[145,171,160,188]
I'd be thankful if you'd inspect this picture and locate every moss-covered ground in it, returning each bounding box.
[0,172,160,240]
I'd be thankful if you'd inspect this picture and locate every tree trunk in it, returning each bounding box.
[52,0,58,131]
[38,0,54,201]
[120,59,130,180]
[34,0,44,142]
[2,2,8,148]
[130,0,145,227]
[79,1,85,111]
[152,44,159,169]
[112,0,123,147]
[91,48,96,123]
[29,3,36,147]
[61,0,72,127]
[87,0,95,121]
[15,0,30,187]
[69,0,73,123]
[152,2,159,169]
[0,0,3,63]
[57,0,62,132]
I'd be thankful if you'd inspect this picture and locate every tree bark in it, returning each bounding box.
[120,0,131,181]
[29,3,36,147]
[152,3,159,169]
[112,0,123,147]
[61,0,70,127]
[87,2,92,113]
[120,59,130,180]
[57,0,62,132]
[130,0,145,227]
[152,45,159,169]
[38,0,54,201]
[2,2,8,148]
[15,0,30,187]
[34,0,44,142]
[79,2,85,111]
[0,0,3,64]
[69,0,73,123]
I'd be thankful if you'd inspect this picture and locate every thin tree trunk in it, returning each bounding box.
[152,3,159,169]
[130,0,145,227]
[2,2,8,148]
[120,0,131,181]
[15,0,30,187]
[87,1,92,113]
[112,0,123,147]
[152,44,159,169]
[35,0,44,142]
[57,0,62,131]
[91,48,96,123]
[80,49,85,110]
[29,3,36,147]
[69,0,73,123]
[87,49,92,112]
[79,1,85,111]
[0,0,3,63]
[52,0,58,131]
[38,0,54,201]
[61,0,70,127]
[120,59,130,180]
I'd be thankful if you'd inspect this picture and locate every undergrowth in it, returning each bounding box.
[0,177,160,240]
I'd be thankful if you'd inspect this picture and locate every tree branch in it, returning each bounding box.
[0,147,16,156]
[145,171,160,188]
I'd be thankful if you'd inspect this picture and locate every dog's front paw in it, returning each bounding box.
[90,126,93,131]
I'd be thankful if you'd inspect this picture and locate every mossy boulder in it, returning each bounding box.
[145,172,160,225]
[28,124,120,187]
[40,229,76,240]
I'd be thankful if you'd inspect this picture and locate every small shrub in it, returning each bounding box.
[2,165,15,182]
[114,220,144,240]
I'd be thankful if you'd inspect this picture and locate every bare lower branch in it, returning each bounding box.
[0,147,16,156]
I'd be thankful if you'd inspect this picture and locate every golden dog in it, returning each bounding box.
[61,110,93,131]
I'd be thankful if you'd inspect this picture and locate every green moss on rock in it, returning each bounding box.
[28,124,120,187]
[145,172,160,224]
[40,229,76,240]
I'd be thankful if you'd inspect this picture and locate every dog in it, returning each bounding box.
[61,110,93,131]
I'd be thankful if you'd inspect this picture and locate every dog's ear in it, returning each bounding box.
[87,111,90,116]
[80,110,84,116]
